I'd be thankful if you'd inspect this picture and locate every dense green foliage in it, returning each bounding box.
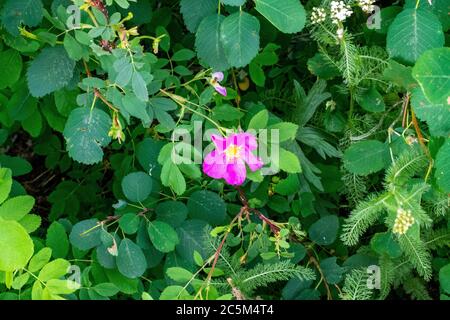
[0,0,449,300]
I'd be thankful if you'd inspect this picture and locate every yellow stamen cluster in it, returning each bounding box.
[225,144,242,161]
[393,208,415,235]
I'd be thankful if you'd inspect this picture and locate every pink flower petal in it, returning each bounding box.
[203,150,227,179]
[214,84,227,96]
[223,159,246,185]
[226,132,257,151]
[211,134,227,152]
[243,150,264,171]
[212,71,224,82]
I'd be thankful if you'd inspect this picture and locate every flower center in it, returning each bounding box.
[224,144,241,160]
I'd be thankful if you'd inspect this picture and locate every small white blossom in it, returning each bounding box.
[336,27,345,40]
[311,7,327,24]
[393,208,415,235]
[330,1,353,24]
[357,0,376,14]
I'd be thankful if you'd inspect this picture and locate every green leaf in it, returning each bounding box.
[220,11,260,68]
[195,14,230,71]
[440,264,450,294]
[156,201,188,228]
[28,247,52,273]
[0,168,12,204]
[46,222,69,259]
[166,267,193,283]
[382,60,417,91]
[180,0,217,33]
[307,53,340,80]
[0,155,32,177]
[0,195,34,221]
[248,109,268,130]
[356,86,386,113]
[309,215,339,246]
[38,259,70,282]
[122,94,151,124]
[435,139,450,193]
[320,257,345,285]
[119,213,140,234]
[212,104,244,121]
[117,239,147,278]
[0,49,22,89]
[221,0,245,6]
[132,71,149,102]
[386,8,444,65]
[343,140,390,175]
[172,49,196,62]
[121,172,153,203]
[93,283,120,297]
[69,219,102,251]
[0,0,43,36]
[370,232,402,259]
[27,46,75,97]
[63,107,111,165]
[278,148,301,174]
[63,33,83,61]
[148,221,179,253]
[159,285,192,300]
[411,87,450,137]
[187,190,226,226]
[0,220,34,272]
[249,62,265,87]
[268,122,298,142]
[254,0,306,34]
[46,279,80,295]
[18,214,41,233]
[160,162,186,196]
[412,47,450,105]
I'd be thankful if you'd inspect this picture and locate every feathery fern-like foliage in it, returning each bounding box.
[397,234,432,281]
[384,149,427,188]
[403,277,432,300]
[232,261,316,295]
[341,193,390,246]
[340,268,373,300]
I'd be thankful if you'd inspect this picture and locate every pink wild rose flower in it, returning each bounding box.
[210,71,227,96]
[203,132,264,185]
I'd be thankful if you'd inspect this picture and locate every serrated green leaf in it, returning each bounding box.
[27,46,75,97]
[309,215,339,246]
[63,107,111,165]
[220,11,260,68]
[148,221,179,253]
[0,195,34,221]
[0,220,34,272]
[0,0,43,36]
[121,172,153,203]
[254,0,306,34]
[412,47,450,106]
[187,190,226,226]
[117,239,147,278]
[180,0,217,33]
[387,8,444,65]
[0,49,22,89]
[343,140,390,175]
[195,14,230,71]
[46,222,69,259]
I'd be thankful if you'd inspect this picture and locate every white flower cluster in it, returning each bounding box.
[393,208,415,235]
[330,1,353,24]
[311,7,327,24]
[357,0,376,14]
